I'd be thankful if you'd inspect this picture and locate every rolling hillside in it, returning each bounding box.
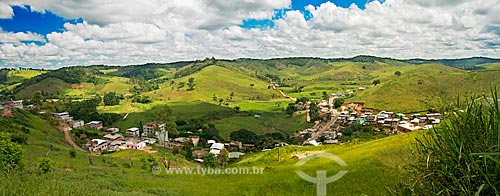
[7,57,500,113]
[148,65,275,102]
[0,109,421,195]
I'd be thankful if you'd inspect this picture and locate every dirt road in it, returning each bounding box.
[60,123,85,152]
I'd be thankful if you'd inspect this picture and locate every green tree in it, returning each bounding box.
[202,153,218,168]
[218,148,229,167]
[322,91,329,100]
[139,121,144,137]
[187,77,195,91]
[285,103,297,116]
[0,133,23,173]
[31,91,44,105]
[103,92,120,106]
[183,140,194,160]
[233,106,240,112]
[334,98,344,108]
[204,124,220,137]
[155,105,179,136]
[394,71,401,77]
[372,79,381,85]
[230,129,257,144]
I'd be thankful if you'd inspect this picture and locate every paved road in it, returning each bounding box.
[310,110,340,140]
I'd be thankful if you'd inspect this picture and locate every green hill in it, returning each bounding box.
[14,77,70,98]
[0,109,421,195]
[148,64,275,102]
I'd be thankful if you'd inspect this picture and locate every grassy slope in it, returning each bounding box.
[1,70,47,92]
[6,70,47,83]
[348,64,500,112]
[0,110,421,195]
[148,65,274,102]
[212,113,310,139]
[15,77,70,98]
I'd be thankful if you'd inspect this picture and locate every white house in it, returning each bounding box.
[87,121,103,130]
[103,134,123,142]
[105,128,120,134]
[89,139,108,152]
[71,120,84,129]
[109,141,126,151]
[209,143,224,155]
[53,112,72,121]
[124,141,146,150]
[229,152,245,159]
[142,122,165,138]
[9,100,23,109]
[126,127,140,137]
[397,123,423,132]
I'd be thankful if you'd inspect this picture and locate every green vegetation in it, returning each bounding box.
[103,92,121,106]
[0,133,23,173]
[398,91,500,195]
[2,57,500,195]
[0,108,421,195]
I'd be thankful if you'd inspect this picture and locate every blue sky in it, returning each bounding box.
[0,5,82,36]
[0,1,375,36]
[0,0,497,68]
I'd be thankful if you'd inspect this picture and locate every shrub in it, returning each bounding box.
[37,157,53,174]
[399,91,500,195]
[10,133,28,144]
[69,149,76,158]
[0,133,23,173]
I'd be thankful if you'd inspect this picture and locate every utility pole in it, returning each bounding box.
[45,128,51,156]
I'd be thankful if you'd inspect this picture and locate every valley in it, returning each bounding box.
[1,57,499,195]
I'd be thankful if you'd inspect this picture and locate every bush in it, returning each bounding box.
[400,91,500,195]
[0,133,23,173]
[69,149,76,158]
[37,157,53,174]
[10,133,28,144]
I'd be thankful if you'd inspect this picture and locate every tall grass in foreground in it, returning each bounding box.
[396,90,500,195]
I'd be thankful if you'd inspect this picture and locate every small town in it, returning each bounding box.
[1,84,447,166]
[1,2,498,194]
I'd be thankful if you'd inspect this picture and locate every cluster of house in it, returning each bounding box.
[192,140,251,163]
[335,110,442,132]
[85,122,164,153]
[86,127,150,152]
[297,94,444,146]
[0,100,36,117]
[52,112,89,129]
[79,120,253,162]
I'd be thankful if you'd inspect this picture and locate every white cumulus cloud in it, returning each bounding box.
[0,0,499,68]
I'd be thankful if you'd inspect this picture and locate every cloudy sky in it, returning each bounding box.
[0,0,499,69]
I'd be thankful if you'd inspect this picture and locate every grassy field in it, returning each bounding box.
[6,70,47,84]
[0,110,421,196]
[212,113,310,139]
[147,65,275,102]
[347,66,500,112]
[14,77,70,98]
